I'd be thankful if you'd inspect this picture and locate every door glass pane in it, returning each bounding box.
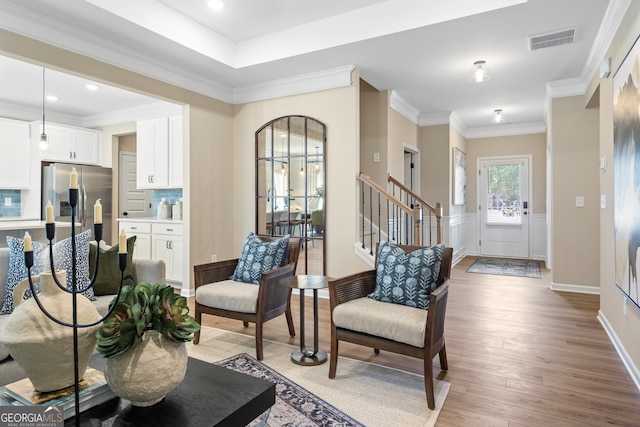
[486,163,521,225]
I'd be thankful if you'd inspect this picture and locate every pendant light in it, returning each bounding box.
[38,67,49,155]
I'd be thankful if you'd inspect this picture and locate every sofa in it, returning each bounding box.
[0,246,166,385]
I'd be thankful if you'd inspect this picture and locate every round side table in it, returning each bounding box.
[279,275,331,366]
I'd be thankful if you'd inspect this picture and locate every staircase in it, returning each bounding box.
[356,172,442,266]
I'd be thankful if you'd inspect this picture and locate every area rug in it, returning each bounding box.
[187,326,449,427]
[467,257,542,278]
[216,353,364,426]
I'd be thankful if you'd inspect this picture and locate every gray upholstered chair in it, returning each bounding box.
[328,244,453,409]
[193,236,301,360]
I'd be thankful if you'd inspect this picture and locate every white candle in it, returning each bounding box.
[94,199,102,224]
[119,229,127,253]
[46,200,54,224]
[23,232,32,252]
[70,167,78,189]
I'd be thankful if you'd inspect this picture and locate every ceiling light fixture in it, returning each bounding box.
[207,0,224,11]
[492,109,505,123]
[46,95,58,101]
[470,60,490,83]
[85,84,99,91]
[39,67,48,155]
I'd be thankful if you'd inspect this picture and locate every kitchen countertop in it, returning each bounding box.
[117,217,183,224]
[0,220,74,231]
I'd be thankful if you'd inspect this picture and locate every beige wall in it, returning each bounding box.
[550,96,599,287]
[465,133,546,215]
[599,1,640,380]
[232,72,369,278]
[419,124,450,215]
[359,80,388,186]
[387,105,418,182]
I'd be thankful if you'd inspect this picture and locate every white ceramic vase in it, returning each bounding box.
[104,330,188,407]
[0,270,102,392]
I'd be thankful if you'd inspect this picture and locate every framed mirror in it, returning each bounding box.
[256,116,326,274]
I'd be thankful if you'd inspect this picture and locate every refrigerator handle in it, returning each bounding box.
[81,184,87,228]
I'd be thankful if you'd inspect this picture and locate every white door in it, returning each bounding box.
[479,156,531,258]
[119,151,152,218]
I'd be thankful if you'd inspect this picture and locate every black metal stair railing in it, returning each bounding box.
[357,173,442,256]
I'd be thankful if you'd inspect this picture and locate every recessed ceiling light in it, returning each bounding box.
[85,84,99,91]
[46,95,58,101]
[207,0,224,11]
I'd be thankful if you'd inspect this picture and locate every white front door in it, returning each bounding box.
[479,156,531,258]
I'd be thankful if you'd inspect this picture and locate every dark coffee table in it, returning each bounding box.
[66,356,275,426]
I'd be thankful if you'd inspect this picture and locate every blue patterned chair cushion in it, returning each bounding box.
[368,241,445,309]
[230,233,290,284]
[1,229,95,314]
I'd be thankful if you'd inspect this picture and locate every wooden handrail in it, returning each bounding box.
[359,173,414,216]
[387,174,442,217]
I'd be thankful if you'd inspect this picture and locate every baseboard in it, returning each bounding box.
[550,282,600,294]
[598,310,640,392]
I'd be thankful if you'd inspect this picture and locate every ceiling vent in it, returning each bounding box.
[528,28,575,51]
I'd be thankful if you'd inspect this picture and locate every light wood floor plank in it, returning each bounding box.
[189,256,640,425]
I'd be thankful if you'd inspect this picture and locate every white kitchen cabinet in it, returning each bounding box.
[151,223,183,284]
[0,118,31,189]
[118,221,152,261]
[168,115,183,188]
[136,115,182,189]
[34,123,101,165]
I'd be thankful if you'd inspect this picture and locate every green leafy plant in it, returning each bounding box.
[96,282,200,358]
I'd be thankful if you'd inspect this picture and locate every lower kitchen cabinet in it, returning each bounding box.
[151,223,183,284]
[117,220,183,286]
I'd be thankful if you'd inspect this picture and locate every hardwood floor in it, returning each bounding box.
[189,256,640,426]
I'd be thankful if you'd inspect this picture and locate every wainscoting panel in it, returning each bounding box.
[462,212,546,261]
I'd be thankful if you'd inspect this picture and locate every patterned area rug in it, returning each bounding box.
[467,257,542,278]
[187,326,449,427]
[215,353,364,426]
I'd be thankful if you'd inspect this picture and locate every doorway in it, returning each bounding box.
[478,156,531,258]
[119,151,152,218]
[403,146,420,197]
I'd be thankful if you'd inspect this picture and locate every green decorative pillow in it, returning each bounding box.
[368,241,445,309]
[230,233,290,284]
[89,236,136,296]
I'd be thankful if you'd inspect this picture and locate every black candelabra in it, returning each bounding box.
[23,186,127,427]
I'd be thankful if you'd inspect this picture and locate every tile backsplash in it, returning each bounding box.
[152,189,183,217]
[0,190,21,218]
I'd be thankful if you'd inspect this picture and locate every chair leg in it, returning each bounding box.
[193,309,201,345]
[423,356,436,410]
[255,322,264,361]
[285,305,295,337]
[329,331,338,378]
[439,345,448,371]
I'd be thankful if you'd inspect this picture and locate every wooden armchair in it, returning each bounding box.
[193,236,301,360]
[328,245,453,409]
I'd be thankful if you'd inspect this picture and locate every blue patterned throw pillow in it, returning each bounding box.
[230,233,290,284]
[1,229,96,314]
[368,241,445,310]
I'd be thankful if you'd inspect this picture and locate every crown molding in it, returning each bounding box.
[0,100,83,127]
[465,121,546,139]
[82,102,183,128]
[389,90,420,124]
[232,65,355,105]
[417,111,452,127]
[449,111,467,136]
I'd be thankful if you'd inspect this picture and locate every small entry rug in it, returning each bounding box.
[216,353,364,426]
[467,257,542,278]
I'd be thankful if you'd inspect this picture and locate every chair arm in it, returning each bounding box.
[257,262,297,313]
[328,270,377,310]
[193,259,239,290]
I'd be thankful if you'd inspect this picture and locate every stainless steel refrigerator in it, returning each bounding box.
[42,163,113,244]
